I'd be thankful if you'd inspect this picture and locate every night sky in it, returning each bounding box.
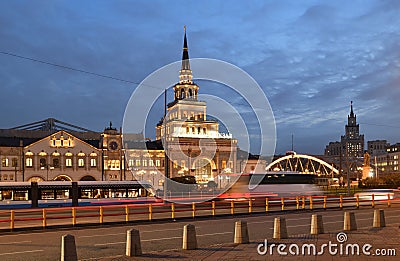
[1,0,400,155]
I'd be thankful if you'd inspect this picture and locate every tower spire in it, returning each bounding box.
[350,101,354,117]
[179,25,192,84]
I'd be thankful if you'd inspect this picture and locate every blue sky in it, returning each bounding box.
[1,0,400,155]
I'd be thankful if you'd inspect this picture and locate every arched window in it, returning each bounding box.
[180,89,185,99]
[26,158,33,167]
[188,89,193,97]
[53,158,60,168]
[40,158,47,168]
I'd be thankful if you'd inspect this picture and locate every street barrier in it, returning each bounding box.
[343,211,357,231]
[0,194,397,231]
[372,194,375,208]
[310,214,324,235]
[126,228,142,256]
[273,217,288,239]
[373,209,385,228]
[234,220,249,244]
[61,234,77,261]
[248,199,252,213]
[182,224,197,250]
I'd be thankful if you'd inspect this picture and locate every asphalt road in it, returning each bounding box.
[0,205,399,260]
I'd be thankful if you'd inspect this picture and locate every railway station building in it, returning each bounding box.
[0,29,239,189]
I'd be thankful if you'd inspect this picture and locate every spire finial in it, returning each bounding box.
[350,101,354,117]
[180,26,191,79]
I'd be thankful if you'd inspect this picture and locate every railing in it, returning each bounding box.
[0,194,396,231]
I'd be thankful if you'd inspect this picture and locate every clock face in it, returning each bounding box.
[109,141,118,151]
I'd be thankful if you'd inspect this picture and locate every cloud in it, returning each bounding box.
[0,0,399,155]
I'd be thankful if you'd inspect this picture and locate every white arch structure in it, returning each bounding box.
[266,154,339,175]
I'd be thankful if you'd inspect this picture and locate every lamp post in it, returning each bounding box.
[41,164,54,181]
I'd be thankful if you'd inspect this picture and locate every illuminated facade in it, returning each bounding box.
[0,29,239,187]
[155,28,237,183]
[0,119,125,182]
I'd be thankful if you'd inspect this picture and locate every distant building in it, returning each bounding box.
[375,143,400,175]
[324,101,365,158]
[323,102,365,179]
[341,101,365,157]
[367,140,389,157]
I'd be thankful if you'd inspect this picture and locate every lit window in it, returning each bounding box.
[222,161,227,169]
[142,159,147,167]
[128,159,134,167]
[174,160,178,168]
[2,158,9,167]
[78,158,85,167]
[149,160,154,167]
[156,160,161,167]
[66,158,72,167]
[26,158,33,167]
[90,158,97,167]
[135,159,141,166]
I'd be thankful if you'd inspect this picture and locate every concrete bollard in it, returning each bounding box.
[234,221,249,244]
[273,217,288,239]
[126,229,142,256]
[182,224,197,250]
[310,214,324,235]
[373,209,386,228]
[61,234,77,261]
[343,212,357,231]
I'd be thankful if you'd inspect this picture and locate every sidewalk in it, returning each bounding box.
[100,225,400,260]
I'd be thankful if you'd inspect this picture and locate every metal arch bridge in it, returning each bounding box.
[266,154,339,176]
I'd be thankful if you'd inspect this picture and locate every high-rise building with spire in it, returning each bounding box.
[341,101,365,157]
[325,101,364,158]
[155,27,237,184]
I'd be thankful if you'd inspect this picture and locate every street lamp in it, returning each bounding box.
[41,164,54,181]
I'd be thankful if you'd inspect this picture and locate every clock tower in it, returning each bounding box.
[101,122,125,180]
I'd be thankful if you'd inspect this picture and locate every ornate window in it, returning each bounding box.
[26,158,33,167]
[66,158,73,167]
[90,158,97,167]
[78,158,85,167]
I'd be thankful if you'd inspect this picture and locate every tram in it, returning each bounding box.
[0,181,157,208]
